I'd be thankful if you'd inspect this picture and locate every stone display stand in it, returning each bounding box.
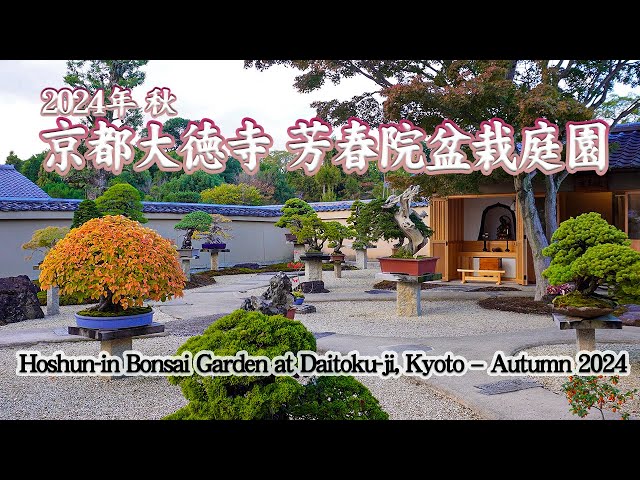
[200,248,230,271]
[552,313,622,352]
[67,323,165,379]
[34,265,59,316]
[333,260,343,278]
[355,249,368,270]
[375,272,443,317]
[180,257,193,281]
[300,253,330,282]
[292,244,306,262]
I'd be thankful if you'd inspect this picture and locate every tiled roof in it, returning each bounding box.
[609,122,640,170]
[0,165,49,198]
[0,197,283,216]
[306,199,429,212]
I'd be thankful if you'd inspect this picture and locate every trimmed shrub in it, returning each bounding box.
[71,199,102,228]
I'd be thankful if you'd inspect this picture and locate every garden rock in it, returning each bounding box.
[300,280,329,294]
[0,275,45,324]
[241,272,294,316]
[233,263,261,270]
[620,305,640,327]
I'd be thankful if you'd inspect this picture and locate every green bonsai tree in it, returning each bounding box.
[347,200,377,250]
[193,213,233,244]
[95,183,147,223]
[275,198,316,231]
[324,221,356,254]
[174,211,213,249]
[71,199,102,228]
[289,214,327,252]
[542,213,640,306]
[22,226,70,261]
[358,198,432,249]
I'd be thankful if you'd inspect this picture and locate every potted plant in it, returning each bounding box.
[292,290,305,305]
[195,213,233,249]
[374,186,436,276]
[39,215,186,329]
[174,210,212,257]
[275,198,316,242]
[22,226,70,269]
[324,221,355,263]
[542,213,640,318]
[290,214,328,255]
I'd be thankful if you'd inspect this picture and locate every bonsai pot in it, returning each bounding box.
[75,309,154,329]
[202,242,226,250]
[285,308,296,319]
[552,306,615,319]
[378,257,439,276]
[285,233,297,242]
[330,253,345,263]
[294,297,304,305]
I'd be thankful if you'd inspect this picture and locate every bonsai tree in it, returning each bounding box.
[71,199,102,228]
[347,200,377,250]
[194,213,233,245]
[22,226,70,261]
[95,183,147,223]
[359,198,432,249]
[39,215,185,313]
[542,212,639,308]
[324,221,356,254]
[174,210,213,249]
[289,214,327,252]
[275,198,315,231]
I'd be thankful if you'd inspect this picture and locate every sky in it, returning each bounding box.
[0,60,376,164]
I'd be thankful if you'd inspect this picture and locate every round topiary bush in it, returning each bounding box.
[167,309,316,420]
[39,215,185,312]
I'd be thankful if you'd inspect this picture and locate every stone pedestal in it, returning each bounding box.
[201,248,230,271]
[355,249,368,270]
[300,254,330,282]
[397,281,421,316]
[293,244,306,262]
[552,313,622,353]
[333,261,342,278]
[68,323,165,380]
[180,257,192,281]
[47,286,60,316]
[375,272,443,317]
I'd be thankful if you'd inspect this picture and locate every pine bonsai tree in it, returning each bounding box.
[324,221,356,254]
[275,198,316,230]
[95,183,147,223]
[71,199,102,228]
[174,211,213,249]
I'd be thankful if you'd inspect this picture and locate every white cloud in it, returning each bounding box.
[0,60,377,164]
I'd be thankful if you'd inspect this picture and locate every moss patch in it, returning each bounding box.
[471,286,521,292]
[200,262,357,277]
[184,273,217,289]
[552,291,617,309]
[372,280,441,291]
[77,306,153,317]
[478,296,552,315]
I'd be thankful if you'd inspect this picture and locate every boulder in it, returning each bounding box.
[620,305,640,327]
[241,272,294,316]
[300,281,329,294]
[0,275,45,325]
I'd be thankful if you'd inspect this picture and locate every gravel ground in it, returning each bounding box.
[0,336,189,420]
[355,375,481,420]
[520,343,640,418]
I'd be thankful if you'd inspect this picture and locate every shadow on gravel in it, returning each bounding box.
[164,314,226,336]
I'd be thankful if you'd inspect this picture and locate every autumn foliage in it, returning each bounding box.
[39,215,185,310]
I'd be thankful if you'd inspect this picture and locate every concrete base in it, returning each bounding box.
[333,262,342,278]
[101,337,132,380]
[304,259,324,282]
[576,329,596,351]
[293,244,305,262]
[397,281,422,316]
[180,257,192,281]
[210,252,219,271]
[355,249,368,269]
[47,286,60,316]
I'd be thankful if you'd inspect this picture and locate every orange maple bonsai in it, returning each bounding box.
[39,215,186,313]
